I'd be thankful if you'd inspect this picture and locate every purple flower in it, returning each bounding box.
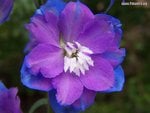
[0,0,14,24]
[0,81,22,113]
[21,0,125,112]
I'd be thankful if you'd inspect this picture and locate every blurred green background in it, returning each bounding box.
[0,0,149,113]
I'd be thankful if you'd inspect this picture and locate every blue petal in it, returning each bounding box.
[49,90,80,113]
[101,48,126,67]
[0,0,14,24]
[0,81,7,91]
[20,60,52,91]
[105,0,115,13]
[72,89,96,111]
[104,66,125,92]
[37,0,66,15]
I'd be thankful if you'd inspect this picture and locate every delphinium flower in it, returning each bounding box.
[0,81,22,113]
[0,0,14,24]
[21,0,125,112]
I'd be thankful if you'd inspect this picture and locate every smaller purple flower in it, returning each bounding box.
[0,0,14,24]
[0,81,22,113]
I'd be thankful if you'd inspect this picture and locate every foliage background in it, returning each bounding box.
[0,0,149,113]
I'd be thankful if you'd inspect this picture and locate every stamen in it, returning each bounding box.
[63,41,94,76]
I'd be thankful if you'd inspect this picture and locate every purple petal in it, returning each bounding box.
[72,88,96,111]
[49,90,80,113]
[0,82,22,113]
[101,48,126,67]
[52,72,83,105]
[80,55,114,91]
[77,15,115,54]
[95,14,122,48]
[59,1,94,42]
[21,62,52,91]
[0,0,14,24]
[26,12,60,47]
[25,44,64,78]
[104,66,125,92]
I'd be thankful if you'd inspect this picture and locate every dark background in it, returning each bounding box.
[0,0,149,113]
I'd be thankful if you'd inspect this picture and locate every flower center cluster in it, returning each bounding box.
[63,41,94,76]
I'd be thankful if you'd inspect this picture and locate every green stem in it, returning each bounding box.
[28,98,48,113]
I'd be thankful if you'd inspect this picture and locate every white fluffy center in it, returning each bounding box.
[63,42,94,76]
